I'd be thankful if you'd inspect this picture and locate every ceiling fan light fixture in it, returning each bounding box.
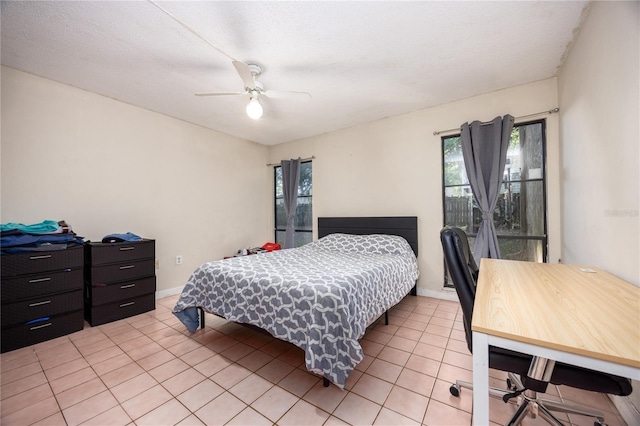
[246,97,263,119]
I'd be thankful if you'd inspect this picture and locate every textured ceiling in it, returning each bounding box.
[1,1,588,145]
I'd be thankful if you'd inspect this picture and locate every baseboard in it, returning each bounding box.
[155,286,184,300]
[610,394,640,426]
[416,286,459,301]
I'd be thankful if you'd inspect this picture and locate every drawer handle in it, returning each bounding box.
[29,277,52,284]
[120,302,135,308]
[119,247,135,251]
[120,284,136,289]
[29,254,52,260]
[119,265,135,270]
[29,300,51,307]
[30,323,52,331]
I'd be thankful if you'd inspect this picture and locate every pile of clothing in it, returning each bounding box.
[0,220,85,254]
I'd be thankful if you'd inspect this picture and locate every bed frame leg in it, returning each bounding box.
[385,311,389,326]
[198,307,205,329]
[323,378,330,387]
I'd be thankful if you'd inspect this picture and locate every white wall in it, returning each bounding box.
[269,78,562,297]
[557,1,640,417]
[1,66,272,294]
[558,1,639,286]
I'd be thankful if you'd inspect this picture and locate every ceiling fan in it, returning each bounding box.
[146,2,309,119]
[195,61,311,119]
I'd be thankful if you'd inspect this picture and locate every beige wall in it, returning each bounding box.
[1,66,272,294]
[558,1,639,287]
[269,78,562,297]
[557,1,640,417]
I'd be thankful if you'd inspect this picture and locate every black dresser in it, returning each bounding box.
[84,239,156,326]
[1,245,85,353]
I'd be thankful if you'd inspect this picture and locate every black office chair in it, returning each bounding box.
[440,227,632,426]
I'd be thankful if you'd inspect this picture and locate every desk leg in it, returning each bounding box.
[472,331,490,426]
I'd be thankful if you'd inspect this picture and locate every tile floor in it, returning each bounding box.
[0,294,626,426]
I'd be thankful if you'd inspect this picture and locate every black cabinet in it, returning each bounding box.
[84,239,156,326]
[1,245,85,353]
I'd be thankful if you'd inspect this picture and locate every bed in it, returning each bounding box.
[173,216,419,388]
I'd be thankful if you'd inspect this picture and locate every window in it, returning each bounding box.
[274,161,312,247]
[442,120,547,286]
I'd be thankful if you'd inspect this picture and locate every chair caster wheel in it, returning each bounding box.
[449,384,460,397]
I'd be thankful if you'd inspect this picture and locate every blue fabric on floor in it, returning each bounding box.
[173,307,199,333]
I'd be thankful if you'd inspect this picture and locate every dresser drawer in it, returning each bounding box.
[2,269,84,302]
[1,245,84,277]
[85,293,155,326]
[88,276,156,306]
[86,259,155,286]
[85,240,155,266]
[1,290,83,327]
[1,310,84,353]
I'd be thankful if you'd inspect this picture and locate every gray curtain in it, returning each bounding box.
[281,158,301,249]
[461,115,514,262]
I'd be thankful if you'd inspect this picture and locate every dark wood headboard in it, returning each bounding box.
[317,216,418,256]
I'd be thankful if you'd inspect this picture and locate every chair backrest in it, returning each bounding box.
[440,227,479,352]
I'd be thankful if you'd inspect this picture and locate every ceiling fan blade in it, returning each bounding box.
[232,61,256,90]
[263,90,312,100]
[194,92,245,97]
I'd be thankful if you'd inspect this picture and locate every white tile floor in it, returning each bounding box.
[0,294,626,425]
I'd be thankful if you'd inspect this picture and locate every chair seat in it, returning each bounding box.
[490,346,632,396]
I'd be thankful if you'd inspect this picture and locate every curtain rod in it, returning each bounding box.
[267,156,316,167]
[433,108,559,136]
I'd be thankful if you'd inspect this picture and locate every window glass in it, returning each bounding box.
[274,161,313,247]
[442,121,547,286]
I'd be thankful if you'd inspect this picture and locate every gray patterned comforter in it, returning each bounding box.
[173,233,419,388]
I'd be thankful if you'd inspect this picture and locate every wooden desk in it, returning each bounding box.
[471,259,640,425]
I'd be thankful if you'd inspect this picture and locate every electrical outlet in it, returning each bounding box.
[176,255,183,265]
[155,259,160,270]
